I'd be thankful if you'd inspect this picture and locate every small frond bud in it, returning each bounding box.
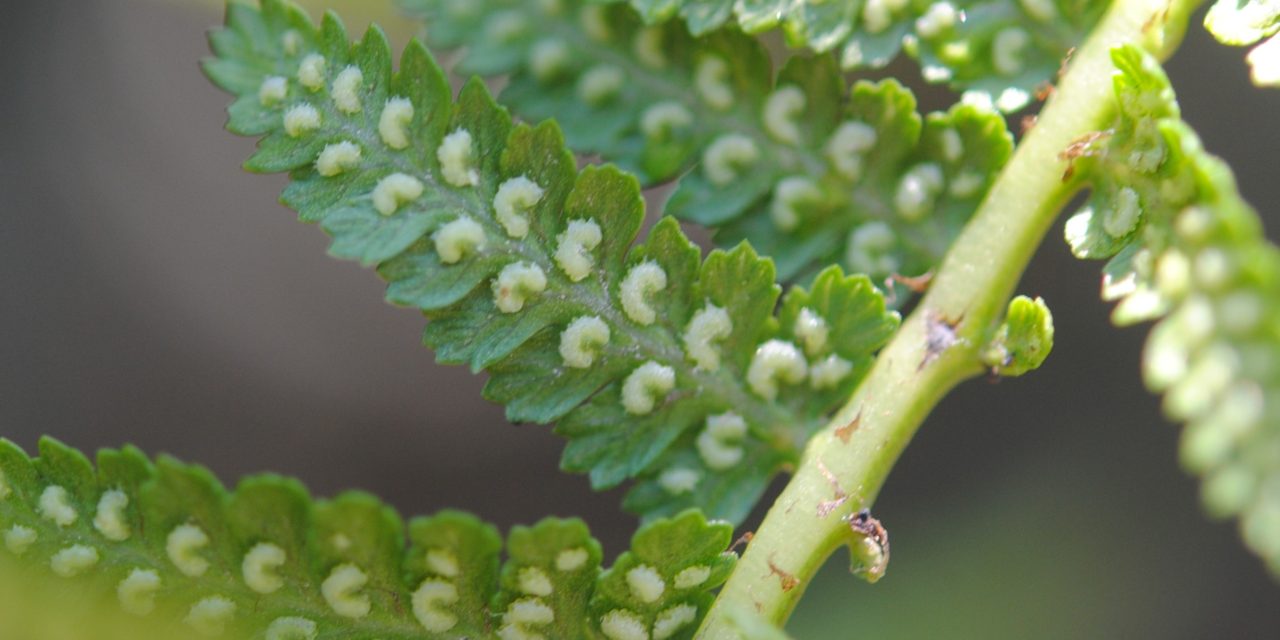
[433,216,487,264]
[412,579,459,633]
[438,129,480,187]
[683,303,733,371]
[297,53,326,91]
[826,121,877,181]
[494,176,545,239]
[258,75,288,106]
[378,97,414,150]
[243,542,287,594]
[316,141,362,177]
[372,173,425,216]
[771,177,823,232]
[621,361,676,415]
[695,56,734,110]
[983,296,1055,376]
[167,524,210,577]
[283,104,321,137]
[185,597,236,637]
[763,86,806,145]
[747,340,808,400]
[117,568,161,616]
[578,65,625,105]
[492,262,548,313]
[703,134,760,186]
[559,315,611,368]
[620,261,667,325]
[93,489,131,541]
[331,65,363,114]
[322,564,371,619]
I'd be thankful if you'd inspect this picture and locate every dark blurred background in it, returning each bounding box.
[1,1,1278,637]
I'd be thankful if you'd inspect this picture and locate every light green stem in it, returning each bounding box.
[697,0,1197,634]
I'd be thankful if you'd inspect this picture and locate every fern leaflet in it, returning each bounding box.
[1068,45,1280,574]
[202,0,901,524]
[1203,0,1280,86]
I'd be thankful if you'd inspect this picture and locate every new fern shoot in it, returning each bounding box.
[2,0,1279,637]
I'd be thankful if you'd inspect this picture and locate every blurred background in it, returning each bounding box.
[1,0,1278,637]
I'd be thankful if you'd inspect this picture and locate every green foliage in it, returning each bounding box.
[982,295,1055,376]
[1204,0,1280,85]
[1068,45,1280,574]
[203,0,901,524]
[0,437,734,639]
[403,0,1014,289]
[584,0,1107,111]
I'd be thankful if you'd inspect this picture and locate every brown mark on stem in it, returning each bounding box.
[1020,114,1038,136]
[815,459,849,518]
[731,531,754,553]
[1058,46,1076,80]
[834,410,862,444]
[1058,129,1112,181]
[766,555,799,592]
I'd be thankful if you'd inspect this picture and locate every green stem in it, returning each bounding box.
[697,0,1197,634]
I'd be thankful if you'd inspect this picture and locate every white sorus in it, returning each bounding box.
[530,39,572,81]
[641,101,694,140]
[185,597,236,637]
[322,564,371,619]
[682,303,733,371]
[117,568,161,616]
[555,220,604,280]
[266,617,318,640]
[331,534,352,551]
[412,579,459,633]
[372,173,425,216]
[1104,187,1142,237]
[626,565,666,603]
[494,176,545,238]
[659,467,701,495]
[995,87,1031,112]
[167,524,211,577]
[316,141,362,177]
[578,65,625,105]
[763,86,806,144]
[794,308,830,356]
[938,128,964,163]
[283,104,321,138]
[621,361,676,415]
[846,221,900,276]
[331,65,363,114]
[843,40,866,68]
[281,30,302,56]
[433,216,487,264]
[579,4,611,42]
[747,340,808,400]
[673,565,711,589]
[992,28,1030,77]
[770,176,822,232]
[499,598,556,640]
[1195,248,1234,291]
[492,262,548,313]
[438,129,480,187]
[696,412,748,470]
[1247,34,1280,86]
[695,56,734,110]
[1218,292,1265,335]
[486,11,526,42]
[258,76,288,106]
[538,0,564,14]
[894,163,945,221]
[518,567,554,596]
[378,97,414,150]
[862,0,898,34]
[948,171,985,198]
[810,355,855,389]
[242,542,287,594]
[556,547,589,571]
[915,2,958,38]
[0,469,7,499]
[93,489,131,541]
[297,53,326,91]
[559,316,611,369]
[633,27,667,69]
[50,544,99,577]
[653,604,698,640]
[1018,0,1057,21]
[620,261,667,325]
[4,525,36,555]
[826,121,878,181]
[39,485,77,527]
[703,134,760,186]
[426,548,460,578]
[600,609,648,640]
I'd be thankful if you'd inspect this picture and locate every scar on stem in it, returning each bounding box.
[766,554,799,592]
[834,410,861,444]
[1057,47,1076,79]
[919,311,962,371]
[1034,81,1055,102]
[816,459,849,518]
[1058,129,1113,181]
[1021,114,1038,136]
[731,531,754,553]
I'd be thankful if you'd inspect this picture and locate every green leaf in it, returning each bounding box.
[0,437,735,639]
[206,0,901,523]
[1070,44,1280,576]
[400,0,1014,289]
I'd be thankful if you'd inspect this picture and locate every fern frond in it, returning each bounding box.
[401,0,1013,287]
[1068,45,1280,574]
[1204,0,1280,86]
[581,0,1107,112]
[0,437,734,639]
[203,0,901,523]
